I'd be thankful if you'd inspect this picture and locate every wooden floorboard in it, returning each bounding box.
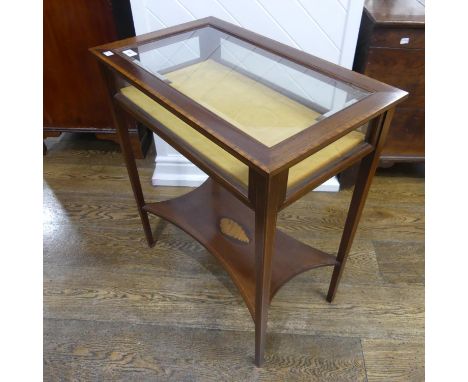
[44,318,366,381]
[44,133,425,380]
[361,338,424,382]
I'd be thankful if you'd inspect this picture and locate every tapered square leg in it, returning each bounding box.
[327,154,374,302]
[327,109,395,302]
[100,64,155,247]
[249,170,288,366]
[114,107,155,248]
[253,202,277,367]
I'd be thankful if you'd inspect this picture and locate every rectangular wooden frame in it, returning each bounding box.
[90,17,408,176]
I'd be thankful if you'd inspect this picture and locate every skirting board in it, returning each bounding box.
[152,155,209,187]
[152,155,340,192]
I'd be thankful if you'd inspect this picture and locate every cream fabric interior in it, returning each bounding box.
[162,60,320,147]
[120,60,364,189]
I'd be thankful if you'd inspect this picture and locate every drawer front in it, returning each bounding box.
[370,27,424,49]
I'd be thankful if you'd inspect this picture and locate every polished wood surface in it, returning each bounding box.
[142,178,336,319]
[364,0,425,25]
[44,135,424,380]
[353,0,425,165]
[90,17,407,366]
[43,0,151,158]
[328,111,394,301]
[44,0,117,129]
[91,16,407,175]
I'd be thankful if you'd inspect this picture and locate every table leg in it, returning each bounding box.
[327,109,395,302]
[113,105,155,247]
[250,171,287,366]
[99,65,155,247]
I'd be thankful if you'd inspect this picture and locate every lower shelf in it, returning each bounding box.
[143,179,336,318]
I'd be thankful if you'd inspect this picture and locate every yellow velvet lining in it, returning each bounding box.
[120,62,364,189]
[164,60,321,147]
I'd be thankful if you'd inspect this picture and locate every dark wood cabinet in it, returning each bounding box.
[353,0,425,164]
[44,0,151,157]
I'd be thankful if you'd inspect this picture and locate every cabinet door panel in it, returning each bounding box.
[44,0,117,128]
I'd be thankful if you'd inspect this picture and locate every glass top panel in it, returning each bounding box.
[118,27,371,147]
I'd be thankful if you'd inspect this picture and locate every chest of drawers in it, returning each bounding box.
[353,0,425,165]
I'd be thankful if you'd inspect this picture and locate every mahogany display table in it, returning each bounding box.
[91,17,407,366]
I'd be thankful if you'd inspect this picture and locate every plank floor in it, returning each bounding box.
[44,134,424,381]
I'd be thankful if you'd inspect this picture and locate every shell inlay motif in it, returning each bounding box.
[219,218,250,244]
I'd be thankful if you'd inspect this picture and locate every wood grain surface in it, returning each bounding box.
[44,133,424,380]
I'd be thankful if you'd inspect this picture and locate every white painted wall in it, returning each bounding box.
[129,0,365,190]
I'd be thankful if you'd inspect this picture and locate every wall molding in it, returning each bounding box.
[152,153,340,191]
[152,154,208,187]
